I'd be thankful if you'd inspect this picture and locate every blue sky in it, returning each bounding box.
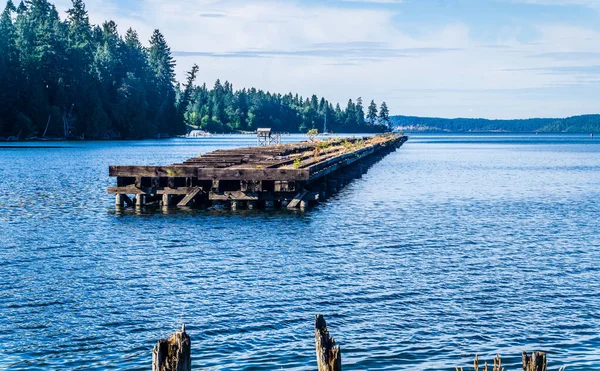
[54,0,600,118]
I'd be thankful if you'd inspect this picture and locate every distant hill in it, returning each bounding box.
[390,114,600,133]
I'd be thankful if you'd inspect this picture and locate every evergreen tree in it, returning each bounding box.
[0,1,19,134]
[367,100,378,125]
[0,0,389,138]
[147,29,178,135]
[179,64,198,116]
[379,101,390,128]
[355,97,365,128]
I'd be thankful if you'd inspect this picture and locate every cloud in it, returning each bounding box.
[504,65,600,75]
[173,43,460,61]
[529,52,600,60]
[199,13,227,18]
[341,0,404,3]
[49,0,600,118]
[511,0,600,7]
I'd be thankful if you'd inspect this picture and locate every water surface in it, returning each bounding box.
[1,133,599,370]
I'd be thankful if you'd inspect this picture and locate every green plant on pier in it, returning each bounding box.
[166,168,182,177]
[307,129,319,142]
[293,158,302,169]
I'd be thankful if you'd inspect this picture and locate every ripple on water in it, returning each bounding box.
[0,134,599,370]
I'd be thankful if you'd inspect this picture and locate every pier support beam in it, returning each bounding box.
[136,194,145,208]
[231,200,242,211]
[116,194,124,207]
[327,180,338,195]
[247,201,257,210]
[162,194,172,207]
[265,200,276,209]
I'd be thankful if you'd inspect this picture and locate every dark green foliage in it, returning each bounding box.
[378,101,390,128]
[367,100,378,125]
[390,114,600,133]
[182,83,388,134]
[0,0,389,138]
[0,0,183,139]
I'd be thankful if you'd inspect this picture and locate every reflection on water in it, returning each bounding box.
[1,134,599,370]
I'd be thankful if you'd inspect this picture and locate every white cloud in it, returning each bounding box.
[51,0,600,118]
[511,0,600,8]
[341,0,404,3]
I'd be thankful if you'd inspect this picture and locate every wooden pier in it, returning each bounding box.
[108,134,408,210]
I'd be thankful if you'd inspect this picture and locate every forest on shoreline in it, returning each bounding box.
[391,114,600,133]
[0,0,390,140]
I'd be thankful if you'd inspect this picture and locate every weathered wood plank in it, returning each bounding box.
[209,191,297,201]
[108,186,196,195]
[287,189,308,209]
[308,146,377,182]
[197,168,309,181]
[110,166,199,177]
[177,187,203,207]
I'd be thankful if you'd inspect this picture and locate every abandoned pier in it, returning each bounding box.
[108,134,408,210]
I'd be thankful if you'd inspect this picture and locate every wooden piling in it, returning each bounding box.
[116,194,124,207]
[136,194,145,208]
[146,318,562,370]
[315,315,341,371]
[522,351,547,371]
[162,194,172,207]
[152,325,191,371]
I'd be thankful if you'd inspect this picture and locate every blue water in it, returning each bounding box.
[0,133,599,370]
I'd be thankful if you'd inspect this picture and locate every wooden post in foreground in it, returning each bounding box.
[315,315,341,371]
[522,351,547,371]
[152,324,191,371]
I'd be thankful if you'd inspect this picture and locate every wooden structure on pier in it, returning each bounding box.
[109,134,408,210]
[257,128,285,146]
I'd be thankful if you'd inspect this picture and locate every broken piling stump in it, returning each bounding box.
[522,351,547,371]
[152,325,191,371]
[315,314,341,371]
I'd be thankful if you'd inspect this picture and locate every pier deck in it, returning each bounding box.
[109,134,408,210]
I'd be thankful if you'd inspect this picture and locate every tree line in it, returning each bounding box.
[390,115,600,133]
[183,79,391,134]
[0,0,390,139]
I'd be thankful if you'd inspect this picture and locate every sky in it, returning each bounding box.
[52,0,600,118]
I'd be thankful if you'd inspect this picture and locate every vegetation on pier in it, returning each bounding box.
[0,0,390,140]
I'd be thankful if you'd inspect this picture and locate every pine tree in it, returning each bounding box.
[379,101,390,127]
[0,0,19,132]
[355,96,365,128]
[147,29,179,135]
[367,100,378,125]
[0,0,388,138]
[179,63,198,120]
